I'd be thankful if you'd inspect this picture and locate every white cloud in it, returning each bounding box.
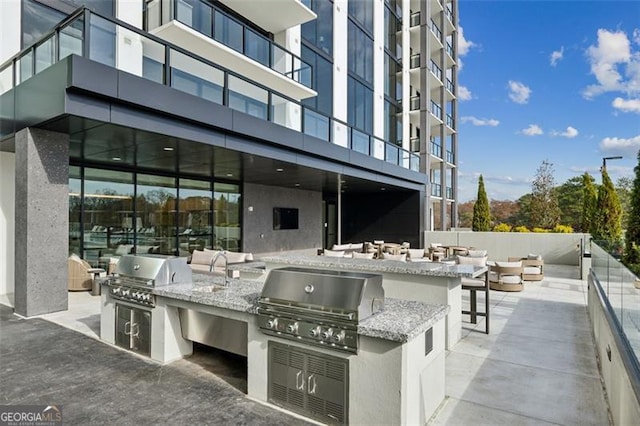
[461,116,500,126]
[521,124,543,136]
[583,29,639,99]
[458,85,473,101]
[613,97,640,113]
[599,134,640,156]
[508,80,532,104]
[550,46,564,66]
[551,126,579,138]
[457,26,476,57]
[634,29,640,45]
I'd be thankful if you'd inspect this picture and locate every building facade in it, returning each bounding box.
[0,0,458,315]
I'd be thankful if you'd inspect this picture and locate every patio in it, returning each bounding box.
[0,264,611,425]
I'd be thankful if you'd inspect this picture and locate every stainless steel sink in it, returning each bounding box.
[193,285,227,293]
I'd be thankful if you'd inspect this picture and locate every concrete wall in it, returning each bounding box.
[243,183,322,254]
[425,231,589,265]
[588,272,640,425]
[0,152,15,303]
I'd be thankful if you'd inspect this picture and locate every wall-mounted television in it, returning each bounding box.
[273,207,299,230]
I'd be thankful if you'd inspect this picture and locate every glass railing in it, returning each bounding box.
[430,19,442,40]
[0,8,419,171]
[446,77,454,93]
[591,241,640,361]
[446,149,454,163]
[430,100,442,119]
[410,95,420,111]
[410,11,420,27]
[410,137,420,152]
[445,5,454,23]
[446,113,454,128]
[431,183,442,197]
[446,186,453,199]
[430,141,442,158]
[410,53,420,69]
[145,0,312,88]
[446,41,455,58]
[430,59,442,81]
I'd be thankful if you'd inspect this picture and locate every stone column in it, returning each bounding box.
[14,128,69,317]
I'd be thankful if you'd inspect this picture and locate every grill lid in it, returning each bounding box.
[260,267,384,320]
[115,254,192,286]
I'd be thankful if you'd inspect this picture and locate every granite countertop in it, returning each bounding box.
[152,272,449,344]
[261,254,487,278]
[228,261,266,274]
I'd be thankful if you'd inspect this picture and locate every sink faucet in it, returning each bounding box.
[210,251,230,286]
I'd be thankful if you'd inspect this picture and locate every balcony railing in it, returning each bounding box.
[410,137,420,152]
[0,8,419,171]
[445,78,454,93]
[446,41,455,58]
[430,19,442,40]
[446,186,453,199]
[446,149,454,163]
[446,113,454,128]
[410,11,420,27]
[410,95,420,111]
[430,100,442,119]
[430,59,442,81]
[410,53,420,69]
[145,0,312,88]
[430,141,442,158]
[431,183,442,197]
[445,5,454,23]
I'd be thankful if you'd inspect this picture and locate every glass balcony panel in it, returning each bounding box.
[351,129,370,155]
[430,19,442,39]
[228,75,268,119]
[146,0,162,30]
[176,0,213,36]
[169,49,224,104]
[89,15,116,68]
[271,44,290,76]
[294,56,312,88]
[446,113,454,128]
[410,53,420,69]
[0,65,12,95]
[214,10,243,53]
[18,51,34,84]
[372,137,385,160]
[331,121,349,148]
[431,183,442,197]
[410,95,420,111]
[59,17,84,60]
[141,35,166,83]
[35,35,55,74]
[410,153,420,171]
[430,59,442,80]
[410,11,420,27]
[446,78,454,93]
[244,28,270,67]
[385,143,399,165]
[271,94,301,131]
[303,108,329,141]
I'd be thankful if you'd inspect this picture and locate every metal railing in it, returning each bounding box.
[445,5,454,23]
[430,59,442,81]
[446,77,455,93]
[446,113,454,128]
[145,0,312,88]
[0,7,419,172]
[410,53,420,69]
[430,19,442,40]
[410,95,420,111]
[410,11,420,27]
[430,100,442,119]
[446,186,453,199]
[446,149,454,163]
[430,141,442,158]
[446,41,455,58]
[431,182,442,197]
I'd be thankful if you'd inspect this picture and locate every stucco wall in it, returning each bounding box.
[425,231,589,265]
[0,152,15,302]
[243,183,322,254]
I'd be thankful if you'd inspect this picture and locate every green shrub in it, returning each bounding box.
[513,226,530,233]
[553,224,574,233]
[532,227,549,233]
[493,223,511,232]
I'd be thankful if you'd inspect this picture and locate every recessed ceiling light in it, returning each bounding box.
[226,173,233,177]
[294,183,300,187]
[380,187,386,191]
[163,147,174,151]
[276,168,284,172]
[112,157,121,161]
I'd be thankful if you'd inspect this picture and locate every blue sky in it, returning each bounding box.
[456,0,640,202]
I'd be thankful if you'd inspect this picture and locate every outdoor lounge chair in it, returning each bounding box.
[508,255,544,281]
[489,261,524,292]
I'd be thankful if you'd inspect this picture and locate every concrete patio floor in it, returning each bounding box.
[0,264,611,425]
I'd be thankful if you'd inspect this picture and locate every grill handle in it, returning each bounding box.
[259,300,355,321]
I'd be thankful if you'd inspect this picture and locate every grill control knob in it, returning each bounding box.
[266,319,278,329]
[332,330,346,343]
[320,328,333,340]
[309,327,321,338]
[286,323,299,334]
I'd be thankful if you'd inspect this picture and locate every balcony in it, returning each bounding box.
[431,182,442,197]
[446,113,455,129]
[446,149,455,164]
[0,8,419,172]
[218,0,316,34]
[445,186,453,199]
[431,141,442,158]
[146,0,315,101]
[445,77,455,94]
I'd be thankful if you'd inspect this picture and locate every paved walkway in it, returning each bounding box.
[1,265,611,425]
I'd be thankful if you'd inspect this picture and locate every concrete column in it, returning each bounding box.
[14,128,69,317]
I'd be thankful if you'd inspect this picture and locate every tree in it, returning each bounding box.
[529,160,561,229]
[555,176,584,231]
[624,150,640,265]
[490,200,520,226]
[457,201,474,228]
[593,166,623,244]
[581,173,598,234]
[616,176,632,229]
[472,175,491,231]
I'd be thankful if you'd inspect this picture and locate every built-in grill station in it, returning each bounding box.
[106,255,192,356]
[258,267,385,354]
[107,254,192,307]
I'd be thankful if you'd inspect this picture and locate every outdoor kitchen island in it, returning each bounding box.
[261,254,488,350]
[100,272,448,425]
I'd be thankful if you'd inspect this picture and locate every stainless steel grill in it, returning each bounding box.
[258,267,384,353]
[107,254,192,307]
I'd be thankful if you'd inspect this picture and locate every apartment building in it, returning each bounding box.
[0,0,458,316]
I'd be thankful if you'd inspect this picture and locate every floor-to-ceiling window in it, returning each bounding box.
[214,182,241,252]
[301,0,333,117]
[347,3,374,134]
[136,174,177,255]
[384,1,402,144]
[178,178,213,252]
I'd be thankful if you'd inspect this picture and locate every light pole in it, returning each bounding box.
[602,156,623,170]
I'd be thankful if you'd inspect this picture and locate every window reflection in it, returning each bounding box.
[214,183,241,251]
[179,178,213,253]
[137,174,177,255]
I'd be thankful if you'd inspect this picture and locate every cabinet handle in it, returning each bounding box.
[124,321,131,336]
[307,374,317,395]
[296,370,305,391]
